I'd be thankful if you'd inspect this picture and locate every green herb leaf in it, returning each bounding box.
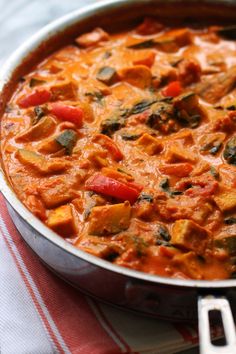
[100,116,125,136]
[158,225,171,241]
[137,193,154,203]
[131,99,157,115]
[159,178,170,192]
[121,132,141,141]
[32,106,47,125]
[210,166,220,180]
[224,217,236,225]
[128,39,156,49]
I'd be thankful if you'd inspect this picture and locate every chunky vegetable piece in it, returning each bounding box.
[3,19,236,280]
[162,81,182,97]
[16,116,56,142]
[75,27,109,47]
[16,149,69,175]
[88,202,131,235]
[119,65,152,89]
[96,67,118,85]
[214,188,236,212]
[47,205,76,236]
[171,219,209,255]
[50,103,83,127]
[223,137,236,165]
[50,81,77,101]
[85,174,142,204]
[93,134,123,161]
[55,130,78,155]
[137,133,163,155]
[159,163,193,177]
[18,89,51,108]
[195,66,236,103]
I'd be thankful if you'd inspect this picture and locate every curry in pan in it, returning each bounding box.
[2,18,236,280]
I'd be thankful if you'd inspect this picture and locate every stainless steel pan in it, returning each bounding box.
[0,1,236,353]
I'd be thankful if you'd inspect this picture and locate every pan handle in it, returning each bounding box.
[198,295,236,354]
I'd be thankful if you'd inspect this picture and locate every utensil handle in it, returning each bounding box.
[198,295,236,354]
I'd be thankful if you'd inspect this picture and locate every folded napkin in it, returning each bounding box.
[0,194,223,354]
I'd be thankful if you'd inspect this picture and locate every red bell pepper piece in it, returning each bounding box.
[85,173,142,204]
[125,181,143,192]
[176,175,218,197]
[50,103,83,127]
[93,134,123,161]
[18,89,51,108]
[162,81,182,98]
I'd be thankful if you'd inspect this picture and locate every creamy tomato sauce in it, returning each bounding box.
[2,18,236,280]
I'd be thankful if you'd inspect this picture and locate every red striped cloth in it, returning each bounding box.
[0,193,222,354]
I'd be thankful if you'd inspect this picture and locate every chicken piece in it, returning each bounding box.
[119,65,152,89]
[212,111,236,133]
[88,151,108,168]
[165,143,196,163]
[174,92,204,128]
[47,204,76,237]
[15,116,56,142]
[137,133,163,155]
[191,160,211,177]
[199,132,226,155]
[170,129,193,144]
[159,163,193,178]
[172,252,204,279]
[16,149,69,175]
[166,28,192,47]
[75,27,109,47]
[88,202,131,235]
[39,176,79,208]
[25,195,46,221]
[101,167,134,182]
[78,236,122,259]
[191,202,213,225]
[128,28,191,53]
[50,81,77,101]
[134,200,154,221]
[171,219,209,254]
[195,65,236,103]
[38,137,63,154]
[93,134,123,161]
[177,58,202,86]
[133,52,156,68]
[218,164,236,187]
[83,78,112,97]
[215,235,236,256]
[79,101,94,122]
[214,188,236,212]
[154,28,192,53]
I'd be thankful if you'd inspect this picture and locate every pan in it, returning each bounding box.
[0,1,236,353]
